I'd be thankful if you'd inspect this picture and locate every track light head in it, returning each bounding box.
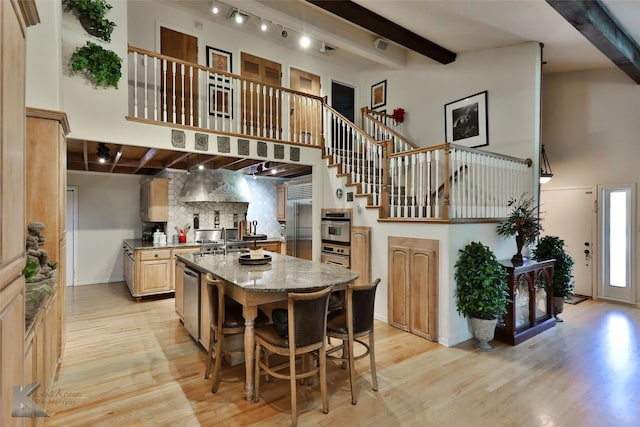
[97,142,110,164]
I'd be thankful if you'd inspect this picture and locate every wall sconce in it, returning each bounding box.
[229,9,248,24]
[540,144,553,184]
[97,142,110,164]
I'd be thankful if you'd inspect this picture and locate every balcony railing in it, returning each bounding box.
[128,45,324,146]
[127,46,534,222]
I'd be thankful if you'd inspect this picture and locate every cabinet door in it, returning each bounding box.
[388,245,410,331]
[351,226,371,286]
[409,248,437,341]
[140,260,171,294]
[43,293,58,397]
[1,278,25,426]
[276,185,286,221]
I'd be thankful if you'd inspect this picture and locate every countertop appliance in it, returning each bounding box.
[183,265,200,341]
[286,183,313,260]
[195,228,250,254]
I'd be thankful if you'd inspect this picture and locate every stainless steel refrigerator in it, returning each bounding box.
[286,199,313,260]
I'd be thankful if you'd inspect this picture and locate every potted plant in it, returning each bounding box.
[532,235,575,322]
[496,194,542,265]
[69,41,122,88]
[455,241,510,351]
[63,0,116,42]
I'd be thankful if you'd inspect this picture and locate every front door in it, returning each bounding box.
[240,52,281,138]
[540,187,596,297]
[160,27,198,126]
[290,67,321,144]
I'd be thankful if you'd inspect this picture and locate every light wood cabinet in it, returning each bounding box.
[1,2,39,424]
[26,108,70,363]
[140,178,169,222]
[276,184,286,221]
[351,226,371,286]
[259,240,282,253]
[23,290,59,426]
[388,237,439,342]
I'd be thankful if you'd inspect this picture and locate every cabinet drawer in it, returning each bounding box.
[139,249,171,261]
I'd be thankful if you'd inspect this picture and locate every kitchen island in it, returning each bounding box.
[176,251,360,400]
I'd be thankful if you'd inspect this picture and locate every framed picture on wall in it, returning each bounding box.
[371,80,387,109]
[209,84,233,118]
[444,90,488,148]
[206,46,232,81]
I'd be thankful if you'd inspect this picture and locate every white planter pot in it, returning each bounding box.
[553,296,565,322]
[471,317,498,351]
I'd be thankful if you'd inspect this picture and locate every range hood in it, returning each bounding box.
[178,169,251,203]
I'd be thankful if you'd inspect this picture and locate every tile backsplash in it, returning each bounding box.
[165,171,284,241]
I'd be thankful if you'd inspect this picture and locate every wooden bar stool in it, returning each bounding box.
[326,278,381,404]
[254,286,332,426]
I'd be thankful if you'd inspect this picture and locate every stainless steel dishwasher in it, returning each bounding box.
[183,265,200,341]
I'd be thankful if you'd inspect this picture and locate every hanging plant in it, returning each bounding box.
[63,0,116,43]
[69,41,122,89]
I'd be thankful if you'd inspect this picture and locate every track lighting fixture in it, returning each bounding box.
[210,1,219,14]
[281,25,288,38]
[97,142,110,164]
[299,35,311,49]
[260,19,268,32]
[229,8,248,25]
[540,144,553,184]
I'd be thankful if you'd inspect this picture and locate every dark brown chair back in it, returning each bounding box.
[288,287,332,349]
[350,278,381,335]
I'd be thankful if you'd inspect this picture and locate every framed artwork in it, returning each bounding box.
[206,46,232,81]
[371,80,387,109]
[444,90,488,148]
[208,84,233,118]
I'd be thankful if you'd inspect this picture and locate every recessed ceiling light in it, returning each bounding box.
[300,35,311,49]
[260,19,268,32]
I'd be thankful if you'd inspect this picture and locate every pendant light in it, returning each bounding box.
[540,144,553,184]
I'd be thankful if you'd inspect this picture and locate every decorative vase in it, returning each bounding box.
[553,296,565,322]
[471,317,498,351]
[511,232,525,265]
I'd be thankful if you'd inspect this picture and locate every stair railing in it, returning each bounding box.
[361,107,417,153]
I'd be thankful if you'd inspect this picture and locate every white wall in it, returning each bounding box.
[67,171,150,285]
[26,0,63,110]
[542,67,640,305]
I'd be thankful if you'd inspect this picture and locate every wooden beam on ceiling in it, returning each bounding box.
[133,148,158,174]
[547,0,640,84]
[306,0,456,64]
[163,152,190,168]
[110,145,123,173]
[82,141,89,171]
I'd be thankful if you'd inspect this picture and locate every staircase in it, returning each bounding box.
[127,46,534,223]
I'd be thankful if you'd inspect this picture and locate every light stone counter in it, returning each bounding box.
[177,251,359,292]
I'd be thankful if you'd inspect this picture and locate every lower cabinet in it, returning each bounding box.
[258,240,281,254]
[351,226,371,286]
[388,237,439,342]
[1,278,25,427]
[24,291,60,427]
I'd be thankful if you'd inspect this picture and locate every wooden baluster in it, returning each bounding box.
[153,57,158,121]
[188,66,193,126]
[133,51,138,118]
[180,63,185,125]
[162,59,167,122]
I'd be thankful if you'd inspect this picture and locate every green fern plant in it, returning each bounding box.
[69,41,122,89]
[63,0,116,42]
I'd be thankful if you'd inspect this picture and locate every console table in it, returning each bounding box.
[494,259,555,345]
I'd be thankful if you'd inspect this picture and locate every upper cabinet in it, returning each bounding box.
[140,177,169,222]
[276,184,286,222]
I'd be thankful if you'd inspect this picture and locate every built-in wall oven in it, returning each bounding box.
[320,210,351,244]
[321,210,351,267]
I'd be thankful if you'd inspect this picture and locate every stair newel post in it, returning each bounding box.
[381,139,392,218]
[442,144,451,220]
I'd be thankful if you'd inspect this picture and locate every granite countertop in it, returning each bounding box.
[123,238,285,251]
[177,252,359,293]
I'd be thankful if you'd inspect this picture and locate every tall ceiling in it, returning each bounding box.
[73,1,639,176]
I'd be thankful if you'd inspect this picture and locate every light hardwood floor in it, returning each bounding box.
[44,282,640,427]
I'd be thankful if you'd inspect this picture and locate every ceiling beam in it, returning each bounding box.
[110,145,123,173]
[306,0,456,64]
[163,152,190,168]
[82,141,89,171]
[133,148,158,174]
[546,0,640,84]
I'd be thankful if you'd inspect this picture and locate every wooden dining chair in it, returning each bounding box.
[326,278,381,405]
[253,286,332,426]
[204,275,268,393]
